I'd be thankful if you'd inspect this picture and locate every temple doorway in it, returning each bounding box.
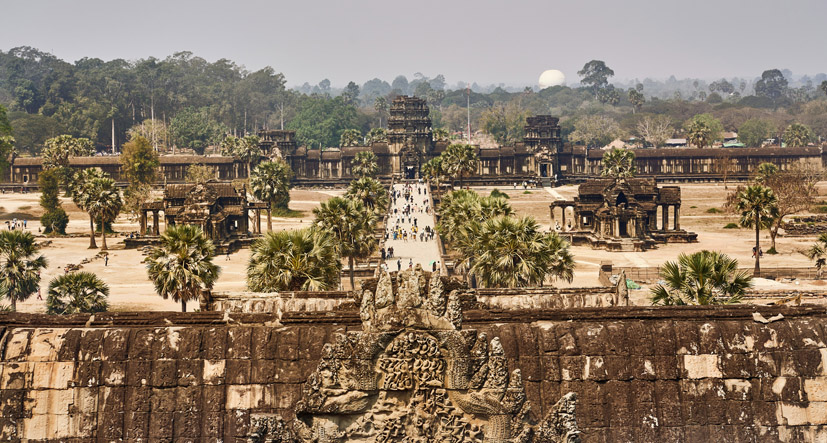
[618,218,628,237]
[540,163,549,177]
[405,165,417,180]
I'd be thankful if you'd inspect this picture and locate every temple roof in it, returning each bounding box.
[164,182,241,199]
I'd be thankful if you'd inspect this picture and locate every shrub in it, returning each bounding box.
[523,190,532,194]
[490,189,510,199]
[767,247,778,254]
[814,205,827,214]
[41,208,68,235]
[690,205,697,209]
[706,208,723,214]
[723,223,739,229]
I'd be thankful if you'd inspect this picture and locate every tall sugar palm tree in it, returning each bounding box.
[247,228,341,292]
[469,215,574,288]
[735,184,779,276]
[0,230,48,311]
[250,160,293,231]
[601,148,637,179]
[46,272,109,314]
[86,177,123,251]
[443,143,478,188]
[650,250,752,305]
[221,135,262,177]
[352,151,379,178]
[313,197,377,290]
[345,177,388,214]
[70,168,107,249]
[422,157,447,198]
[146,225,220,312]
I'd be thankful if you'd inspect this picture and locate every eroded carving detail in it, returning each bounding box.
[252,268,581,442]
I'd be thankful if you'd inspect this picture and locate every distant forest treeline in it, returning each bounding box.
[1,46,826,155]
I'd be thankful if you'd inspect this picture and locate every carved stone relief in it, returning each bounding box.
[251,267,581,442]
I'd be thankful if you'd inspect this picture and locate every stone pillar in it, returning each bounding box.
[598,219,605,238]
[613,217,620,237]
[550,205,555,223]
[152,211,160,236]
[661,205,669,231]
[255,209,261,234]
[140,211,147,235]
[561,207,567,230]
[675,206,680,230]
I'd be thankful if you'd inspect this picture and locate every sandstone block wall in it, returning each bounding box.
[2,306,827,442]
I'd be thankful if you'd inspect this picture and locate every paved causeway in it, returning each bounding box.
[382,182,442,272]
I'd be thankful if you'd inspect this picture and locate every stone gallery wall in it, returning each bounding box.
[2,305,827,442]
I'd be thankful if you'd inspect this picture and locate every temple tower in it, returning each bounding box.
[387,95,433,178]
[523,115,563,183]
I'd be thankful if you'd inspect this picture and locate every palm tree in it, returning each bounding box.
[70,168,107,249]
[601,148,637,179]
[443,143,478,188]
[735,185,779,276]
[422,157,447,198]
[86,177,123,251]
[345,177,388,214]
[313,197,377,290]
[0,230,48,311]
[650,251,752,305]
[250,160,293,231]
[146,225,220,312]
[46,272,109,314]
[365,128,388,145]
[806,233,827,276]
[469,215,575,288]
[247,228,341,292]
[754,162,778,184]
[221,135,262,177]
[351,151,379,178]
[339,129,362,147]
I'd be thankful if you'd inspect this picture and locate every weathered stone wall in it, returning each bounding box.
[3,306,827,442]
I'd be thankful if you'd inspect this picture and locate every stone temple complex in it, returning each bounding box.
[550,178,697,251]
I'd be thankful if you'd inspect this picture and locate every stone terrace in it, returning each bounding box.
[3,305,827,441]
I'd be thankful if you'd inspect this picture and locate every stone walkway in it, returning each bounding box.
[382,182,442,272]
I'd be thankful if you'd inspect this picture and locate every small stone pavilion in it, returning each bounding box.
[550,177,697,251]
[132,181,269,251]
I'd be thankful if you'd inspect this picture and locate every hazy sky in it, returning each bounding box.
[2,0,825,87]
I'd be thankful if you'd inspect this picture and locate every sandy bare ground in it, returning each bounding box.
[2,182,826,312]
[0,189,340,313]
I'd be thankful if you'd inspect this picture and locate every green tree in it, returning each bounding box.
[650,251,751,305]
[736,185,779,276]
[38,168,68,235]
[70,168,108,248]
[46,272,109,315]
[146,225,219,312]
[443,143,479,188]
[422,157,448,197]
[313,197,377,289]
[120,135,159,186]
[339,128,362,147]
[569,115,622,148]
[86,177,123,251]
[221,135,262,176]
[249,160,293,231]
[820,80,827,98]
[185,164,215,183]
[469,215,574,288]
[432,128,450,142]
[754,69,788,104]
[286,95,358,148]
[738,119,773,147]
[0,104,13,175]
[0,230,48,311]
[601,148,637,179]
[685,113,723,148]
[246,228,341,291]
[170,107,224,155]
[365,128,387,145]
[351,151,379,178]
[628,89,645,112]
[42,134,94,170]
[374,96,389,127]
[479,102,529,144]
[345,176,388,214]
[578,60,615,94]
[342,81,360,105]
[783,123,814,147]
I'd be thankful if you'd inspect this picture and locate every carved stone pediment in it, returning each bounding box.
[250,267,581,443]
